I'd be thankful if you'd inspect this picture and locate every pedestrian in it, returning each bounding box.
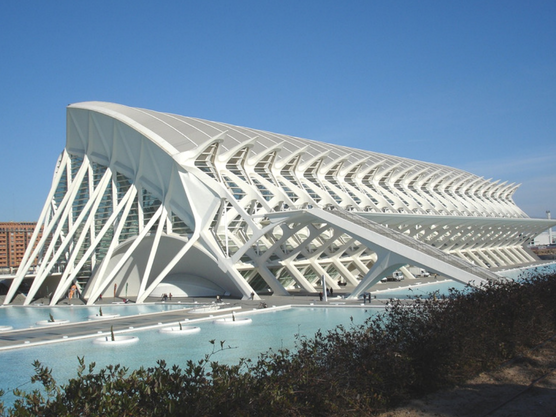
[250,291,255,300]
[368,292,372,304]
[70,284,77,300]
[330,287,333,296]
[319,292,323,301]
[169,293,172,301]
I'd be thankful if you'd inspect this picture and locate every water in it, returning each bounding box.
[0,303,193,330]
[373,280,467,300]
[495,261,556,281]
[1,261,554,407]
[372,261,556,299]
[0,307,374,406]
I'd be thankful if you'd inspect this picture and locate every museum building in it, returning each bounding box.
[4,102,555,305]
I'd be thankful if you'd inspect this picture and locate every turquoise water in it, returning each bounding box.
[496,261,556,281]
[0,307,374,406]
[373,280,467,299]
[1,261,554,407]
[0,303,193,330]
[373,262,556,299]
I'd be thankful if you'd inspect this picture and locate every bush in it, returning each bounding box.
[2,272,555,416]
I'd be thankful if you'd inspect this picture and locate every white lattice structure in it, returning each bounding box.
[5,102,555,305]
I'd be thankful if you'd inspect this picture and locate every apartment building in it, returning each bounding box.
[0,222,41,273]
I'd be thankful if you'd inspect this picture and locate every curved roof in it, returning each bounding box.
[69,101,476,177]
[67,101,524,219]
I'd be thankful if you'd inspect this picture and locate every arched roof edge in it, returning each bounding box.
[68,101,180,159]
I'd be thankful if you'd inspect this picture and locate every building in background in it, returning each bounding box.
[4,102,556,305]
[0,222,41,274]
[530,231,554,246]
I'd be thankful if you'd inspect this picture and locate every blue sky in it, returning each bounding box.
[1,1,554,221]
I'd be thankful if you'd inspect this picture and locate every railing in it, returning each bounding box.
[322,207,503,282]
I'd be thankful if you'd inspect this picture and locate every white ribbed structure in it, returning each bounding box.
[5,102,555,305]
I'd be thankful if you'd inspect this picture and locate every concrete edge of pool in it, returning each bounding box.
[0,301,396,351]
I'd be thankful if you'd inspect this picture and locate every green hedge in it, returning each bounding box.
[2,272,556,416]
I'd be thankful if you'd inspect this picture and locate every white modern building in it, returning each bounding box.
[4,102,555,305]
[531,231,554,246]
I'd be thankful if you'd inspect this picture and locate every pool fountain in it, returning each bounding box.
[159,323,201,334]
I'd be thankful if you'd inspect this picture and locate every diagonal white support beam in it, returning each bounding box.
[331,258,361,286]
[464,250,489,268]
[11,152,71,282]
[351,249,409,299]
[22,157,91,304]
[253,263,289,296]
[42,183,137,301]
[49,169,113,304]
[310,260,340,290]
[279,208,499,300]
[135,232,200,303]
[86,200,162,304]
[136,204,168,299]
[282,261,316,292]
[351,257,371,276]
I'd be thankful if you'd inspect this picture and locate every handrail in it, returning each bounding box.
[323,207,502,282]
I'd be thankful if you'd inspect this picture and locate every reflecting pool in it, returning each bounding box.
[373,262,556,299]
[496,261,556,281]
[1,261,554,407]
[0,303,193,330]
[0,307,375,406]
